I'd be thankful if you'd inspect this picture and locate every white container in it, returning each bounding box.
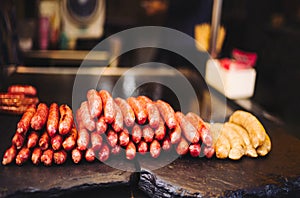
[205,59,256,99]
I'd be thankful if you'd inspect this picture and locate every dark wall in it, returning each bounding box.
[221,0,300,129]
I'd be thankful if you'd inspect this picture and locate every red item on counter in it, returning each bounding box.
[232,48,257,67]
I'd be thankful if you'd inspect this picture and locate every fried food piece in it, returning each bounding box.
[227,122,257,158]
[229,110,266,148]
[223,122,245,160]
[256,133,271,156]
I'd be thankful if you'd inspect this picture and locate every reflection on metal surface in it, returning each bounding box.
[16,66,178,76]
[23,50,109,61]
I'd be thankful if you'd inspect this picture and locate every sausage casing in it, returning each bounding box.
[16,146,31,166]
[85,148,96,162]
[114,97,135,127]
[72,148,82,164]
[176,137,189,156]
[27,131,39,149]
[99,90,115,124]
[12,132,25,149]
[47,103,59,137]
[62,126,78,151]
[2,145,17,165]
[126,141,136,160]
[39,131,50,150]
[77,129,90,151]
[127,97,147,125]
[41,149,54,166]
[119,128,130,147]
[31,147,42,165]
[31,103,49,131]
[106,130,118,148]
[150,140,161,158]
[17,105,36,134]
[87,89,102,119]
[156,100,177,130]
[175,112,199,143]
[79,101,95,132]
[111,102,124,132]
[53,150,67,165]
[51,134,63,151]
[142,126,154,143]
[131,124,142,144]
[91,132,103,151]
[58,104,74,135]
[138,141,148,155]
[98,143,110,162]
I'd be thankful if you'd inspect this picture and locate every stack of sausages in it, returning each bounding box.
[2,89,215,166]
[74,90,214,163]
[2,103,74,166]
[0,85,39,115]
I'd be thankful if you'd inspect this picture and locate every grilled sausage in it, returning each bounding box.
[111,102,124,132]
[114,97,135,127]
[138,141,148,155]
[2,145,17,165]
[203,146,215,159]
[12,132,25,149]
[27,131,39,149]
[162,137,172,151]
[39,131,50,150]
[47,103,59,137]
[175,112,200,143]
[155,100,177,129]
[106,130,118,148]
[98,143,110,162]
[79,101,95,132]
[17,105,36,134]
[169,123,181,144]
[131,124,142,144]
[51,134,63,151]
[176,137,189,156]
[91,132,103,151]
[126,141,136,160]
[31,103,49,131]
[72,148,82,164]
[62,126,78,151]
[16,146,31,165]
[154,118,166,141]
[127,97,147,125]
[142,126,154,143]
[58,104,74,135]
[96,116,107,134]
[99,90,115,124]
[150,139,161,158]
[77,128,89,151]
[41,149,53,166]
[119,128,130,147]
[137,96,160,128]
[186,112,212,147]
[87,89,102,119]
[189,143,201,157]
[31,147,42,165]
[53,150,67,165]
[85,148,96,162]
[8,85,37,96]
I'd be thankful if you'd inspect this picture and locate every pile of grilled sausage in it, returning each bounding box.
[2,89,271,166]
[0,85,39,115]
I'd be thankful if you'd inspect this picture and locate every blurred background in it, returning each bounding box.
[1,0,300,135]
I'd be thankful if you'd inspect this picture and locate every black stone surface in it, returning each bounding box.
[0,69,299,197]
[138,121,300,197]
